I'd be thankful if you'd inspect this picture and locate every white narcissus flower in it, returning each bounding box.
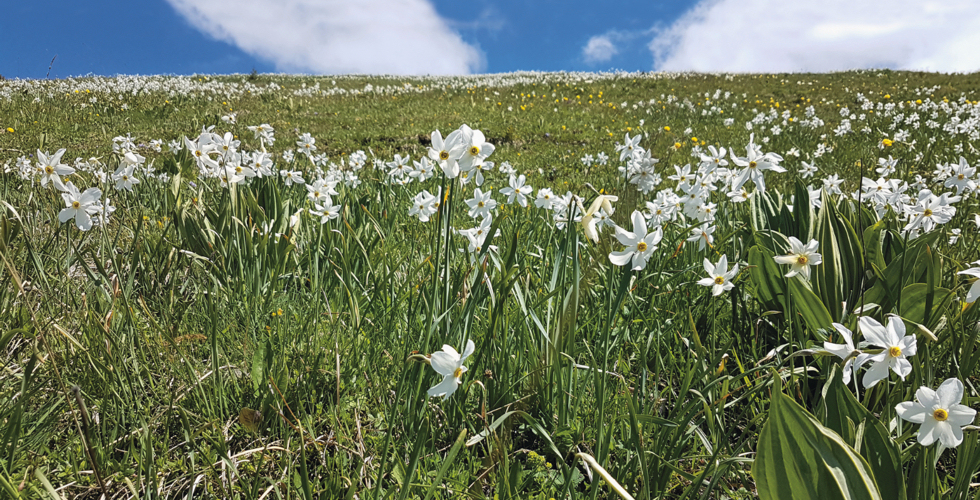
[428,129,463,179]
[773,237,822,279]
[452,124,494,173]
[609,211,663,271]
[858,316,916,388]
[958,263,980,303]
[580,194,618,243]
[58,182,103,231]
[499,174,533,207]
[696,255,739,296]
[465,188,496,219]
[823,323,865,385]
[112,164,140,191]
[427,339,475,399]
[37,148,75,188]
[409,189,438,222]
[896,378,976,448]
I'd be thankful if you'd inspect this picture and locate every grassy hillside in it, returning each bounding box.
[0,70,978,499]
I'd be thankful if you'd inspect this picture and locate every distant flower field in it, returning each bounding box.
[0,71,978,499]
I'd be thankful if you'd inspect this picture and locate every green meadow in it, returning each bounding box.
[0,70,979,499]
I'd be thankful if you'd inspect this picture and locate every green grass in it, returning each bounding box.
[0,70,979,499]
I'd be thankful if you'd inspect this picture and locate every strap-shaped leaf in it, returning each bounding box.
[754,380,883,500]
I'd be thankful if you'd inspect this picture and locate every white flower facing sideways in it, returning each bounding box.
[697,254,739,296]
[858,315,916,388]
[823,323,864,385]
[428,339,475,399]
[896,378,976,448]
[959,261,980,303]
[609,211,663,271]
[773,237,822,279]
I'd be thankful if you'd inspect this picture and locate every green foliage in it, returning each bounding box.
[754,376,883,500]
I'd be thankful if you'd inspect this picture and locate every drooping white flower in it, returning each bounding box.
[773,237,822,280]
[427,339,475,399]
[823,323,865,385]
[896,378,976,448]
[580,194,618,243]
[858,316,917,388]
[696,254,739,297]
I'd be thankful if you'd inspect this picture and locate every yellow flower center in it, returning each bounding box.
[714,276,725,285]
[453,367,463,378]
[796,255,808,265]
[888,346,902,357]
[469,146,480,156]
[439,151,449,160]
[637,242,648,252]
[72,201,81,209]
[235,166,242,174]
[958,174,965,180]
[45,166,55,174]
[478,201,484,207]
[923,209,933,217]
[749,161,757,168]
[933,408,948,421]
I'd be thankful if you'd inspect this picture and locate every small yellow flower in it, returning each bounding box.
[883,94,891,99]
[673,142,682,149]
[5,127,12,133]
[881,138,894,147]
[663,126,670,131]
[691,137,698,142]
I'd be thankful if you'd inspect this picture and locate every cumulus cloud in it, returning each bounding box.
[650,0,980,73]
[164,0,484,75]
[583,35,619,64]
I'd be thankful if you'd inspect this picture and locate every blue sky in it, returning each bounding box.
[2,0,978,79]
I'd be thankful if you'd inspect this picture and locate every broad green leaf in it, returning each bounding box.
[898,284,954,331]
[811,192,864,322]
[754,379,883,500]
[747,245,787,311]
[788,277,835,334]
[820,367,906,500]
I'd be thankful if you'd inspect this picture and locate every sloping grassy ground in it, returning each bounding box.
[0,70,978,499]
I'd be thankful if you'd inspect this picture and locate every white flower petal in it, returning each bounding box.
[429,351,458,377]
[427,375,458,398]
[896,401,928,424]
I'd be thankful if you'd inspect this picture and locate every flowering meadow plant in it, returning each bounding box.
[0,72,978,499]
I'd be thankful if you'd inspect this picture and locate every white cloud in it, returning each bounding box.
[164,0,483,75]
[583,35,619,64]
[650,0,980,73]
